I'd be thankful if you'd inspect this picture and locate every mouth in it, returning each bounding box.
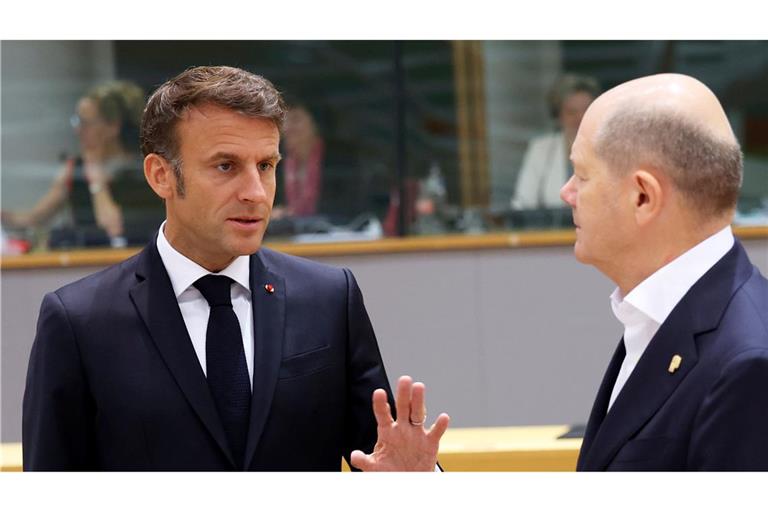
[227,217,264,228]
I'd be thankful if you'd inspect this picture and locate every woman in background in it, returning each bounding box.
[511,74,600,210]
[2,80,155,247]
[276,104,325,217]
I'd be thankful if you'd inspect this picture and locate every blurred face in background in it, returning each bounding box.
[559,91,596,144]
[72,97,120,154]
[282,106,317,158]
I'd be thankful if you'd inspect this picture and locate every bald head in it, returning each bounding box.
[595,74,736,141]
[582,74,743,218]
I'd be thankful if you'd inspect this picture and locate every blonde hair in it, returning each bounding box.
[85,80,146,150]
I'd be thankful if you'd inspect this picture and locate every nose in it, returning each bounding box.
[560,175,576,207]
[238,166,269,203]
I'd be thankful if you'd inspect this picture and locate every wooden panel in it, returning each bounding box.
[3,425,580,472]
[452,41,490,208]
[437,425,580,471]
[2,226,766,270]
[341,425,580,472]
[0,443,22,472]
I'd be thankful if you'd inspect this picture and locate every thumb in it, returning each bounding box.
[350,450,373,471]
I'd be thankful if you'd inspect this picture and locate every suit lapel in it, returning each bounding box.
[129,240,235,467]
[579,308,699,470]
[243,251,286,469]
[579,240,753,470]
[576,339,625,470]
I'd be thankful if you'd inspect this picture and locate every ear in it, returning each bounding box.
[630,169,664,226]
[144,153,175,200]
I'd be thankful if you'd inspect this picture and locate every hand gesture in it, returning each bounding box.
[350,375,450,471]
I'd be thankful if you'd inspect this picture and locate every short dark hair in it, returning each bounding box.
[595,104,743,217]
[140,66,286,192]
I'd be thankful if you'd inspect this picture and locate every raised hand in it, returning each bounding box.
[350,375,450,471]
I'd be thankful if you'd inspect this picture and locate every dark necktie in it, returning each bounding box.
[194,274,251,469]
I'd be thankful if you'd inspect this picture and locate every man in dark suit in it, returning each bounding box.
[22,66,449,471]
[560,73,768,470]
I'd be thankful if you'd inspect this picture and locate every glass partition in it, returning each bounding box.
[2,40,766,253]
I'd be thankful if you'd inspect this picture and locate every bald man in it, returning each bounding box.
[561,74,768,470]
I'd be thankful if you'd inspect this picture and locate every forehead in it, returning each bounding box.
[570,97,613,159]
[570,114,597,161]
[176,103,280,151]
[77,97,101,117]
[562,90,594,108]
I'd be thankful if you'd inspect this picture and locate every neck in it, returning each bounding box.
[162,221,235,273]
[612,217,730,296]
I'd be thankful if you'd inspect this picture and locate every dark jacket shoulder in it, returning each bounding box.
[256,246,350,283]
[52,251,143,304]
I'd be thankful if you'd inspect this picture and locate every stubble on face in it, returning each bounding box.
[163,104,280,271]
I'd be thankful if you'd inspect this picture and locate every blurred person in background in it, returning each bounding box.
[2,80,161,248]
[272,104,324,219]
[511,73,600,211]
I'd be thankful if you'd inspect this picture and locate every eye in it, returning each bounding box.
[258,161,275,172]
[216,162,234,173]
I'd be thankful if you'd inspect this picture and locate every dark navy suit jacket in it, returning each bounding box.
[577,240,768,470]
[22,239,393,470]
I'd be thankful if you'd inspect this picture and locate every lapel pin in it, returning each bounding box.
[264,283,275,294]
[668,354,682,374]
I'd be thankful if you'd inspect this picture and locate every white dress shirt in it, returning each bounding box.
[156,222,254,388]
[607,225,735,410]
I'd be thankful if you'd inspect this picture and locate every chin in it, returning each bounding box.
[572,243,592,265]
[240,240,265,256]
[227,234,265,257]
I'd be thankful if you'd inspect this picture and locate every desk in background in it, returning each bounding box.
[1,443,22,472]
[2,425,580,472]
[438,424,580,471]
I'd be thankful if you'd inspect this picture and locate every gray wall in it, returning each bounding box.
[2,239,766,442]
[1,40,115,211]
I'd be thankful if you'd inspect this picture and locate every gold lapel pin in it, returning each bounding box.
[264,283,275,294]
[668,354,682,374]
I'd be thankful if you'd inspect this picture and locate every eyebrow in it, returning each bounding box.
[206,151,282,163]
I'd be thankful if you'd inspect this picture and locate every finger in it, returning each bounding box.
[410,382,426,424]
[372,388,394,426]
[350,450,373,471]
[395,375,413,423]
[427,413,451,443]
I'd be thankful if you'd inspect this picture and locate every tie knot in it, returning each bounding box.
[194,275,234,307]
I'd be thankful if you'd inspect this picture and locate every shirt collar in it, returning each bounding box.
[611,225,734,326]
[156,221,251,298]
[610,288,652,331]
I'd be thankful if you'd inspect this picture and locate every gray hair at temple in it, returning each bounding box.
[140,66,286,195]
[594,103,743,218]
